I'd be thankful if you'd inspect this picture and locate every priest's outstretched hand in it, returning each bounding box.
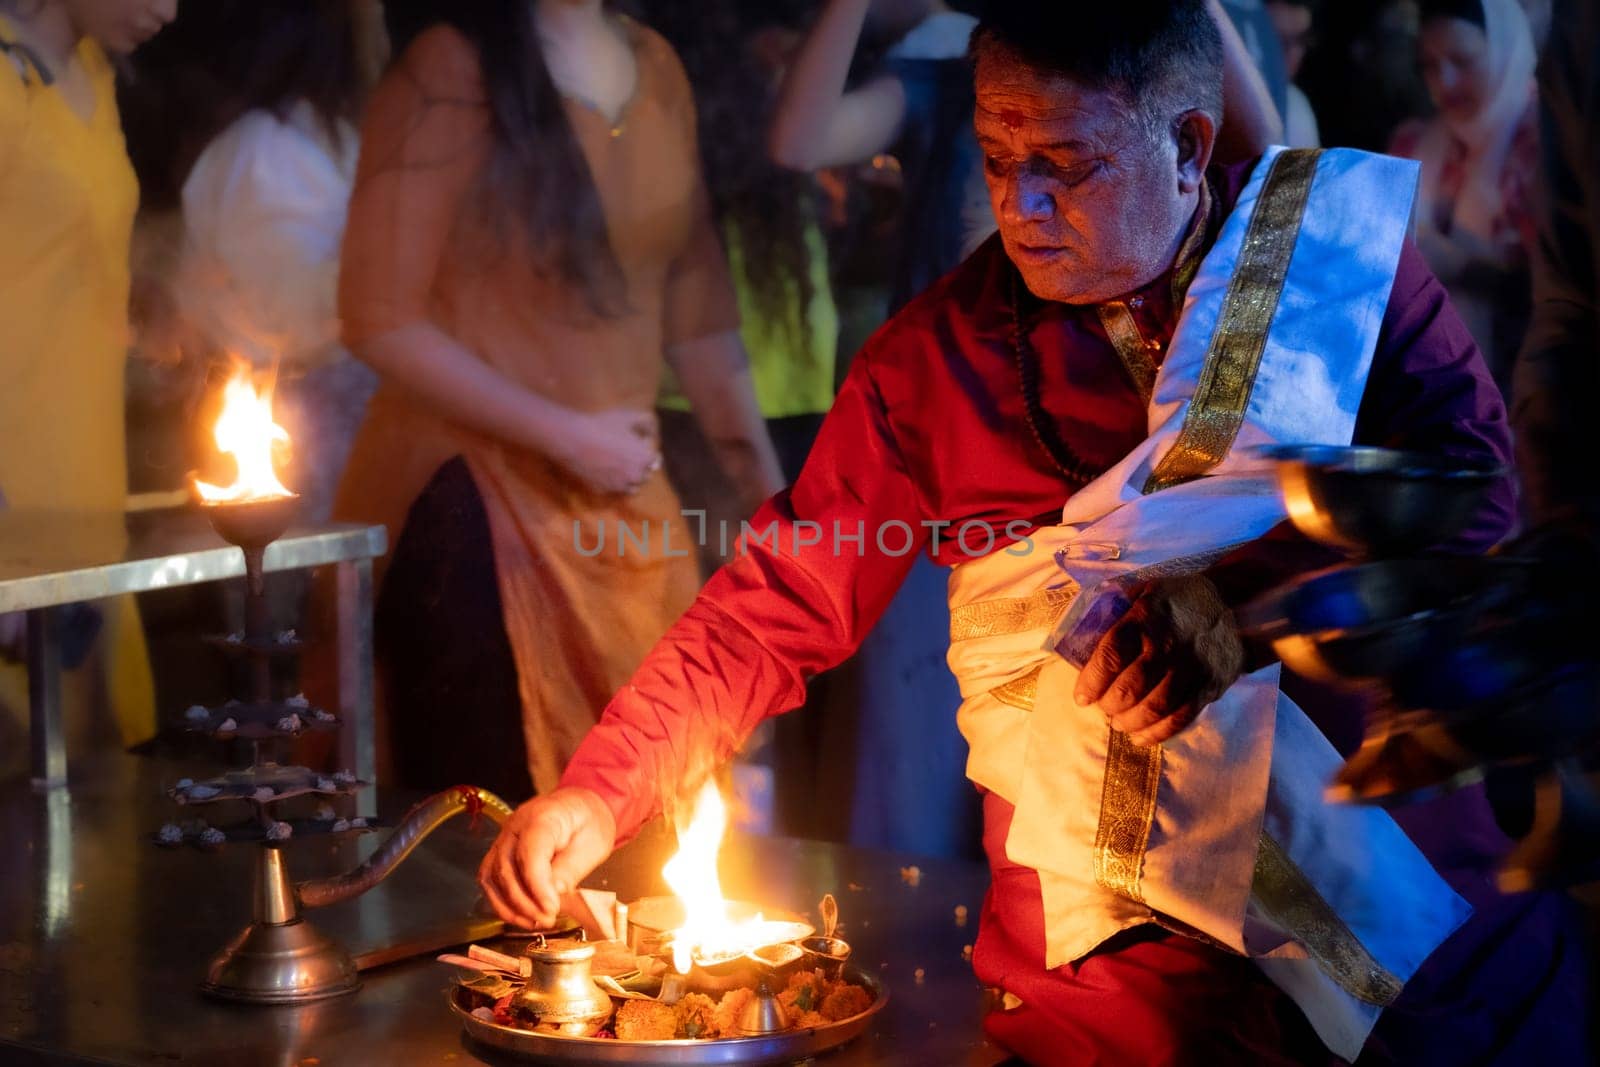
[1073,574,1245,747]
[479,787,616,931]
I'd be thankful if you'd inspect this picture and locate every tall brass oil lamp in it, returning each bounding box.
[154,361,514,1003]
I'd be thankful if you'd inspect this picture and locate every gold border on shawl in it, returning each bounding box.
[949,585,1079,643]
[1092,729,1163,901]
[1143,149,1322,494]
[1253,834,1405,1006]
[1082,550,1236,901]
[1097,302,1159,402]
[991,667,1042,712]
[1089,156,1317,902]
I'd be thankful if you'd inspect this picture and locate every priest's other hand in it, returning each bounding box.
[479,787,617,930]
[1074,574,1244,747]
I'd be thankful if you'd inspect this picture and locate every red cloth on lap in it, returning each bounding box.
[973,792,1334,1067]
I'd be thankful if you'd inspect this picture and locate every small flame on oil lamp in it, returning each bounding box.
[193,359,295,504]
[660,780,796,975]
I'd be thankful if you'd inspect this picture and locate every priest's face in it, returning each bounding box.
[975,43,1213,306]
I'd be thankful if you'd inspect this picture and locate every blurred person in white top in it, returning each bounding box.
[177,0,384,521]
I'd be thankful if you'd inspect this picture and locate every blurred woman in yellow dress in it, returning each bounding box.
[0,0,176,777]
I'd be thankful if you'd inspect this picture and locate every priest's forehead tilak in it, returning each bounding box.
[974,78,1134,155]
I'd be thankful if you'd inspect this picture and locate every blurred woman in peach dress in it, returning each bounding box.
[333,0,781,801]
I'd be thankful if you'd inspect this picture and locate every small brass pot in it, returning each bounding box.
[512,938,614,1030]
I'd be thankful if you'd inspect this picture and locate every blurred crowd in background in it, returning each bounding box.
[1,0,1590,859]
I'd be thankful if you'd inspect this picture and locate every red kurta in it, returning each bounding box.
[562,161,1533,1062]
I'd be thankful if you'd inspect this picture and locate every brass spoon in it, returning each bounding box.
[820,893,838,939]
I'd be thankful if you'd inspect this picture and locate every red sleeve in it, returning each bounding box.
[559,354,928,839]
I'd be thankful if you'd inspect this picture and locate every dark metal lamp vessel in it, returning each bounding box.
[1259,445,1505,556]
[1245,445,1599,891]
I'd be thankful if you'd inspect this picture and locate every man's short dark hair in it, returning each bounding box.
[972,1,1225,133]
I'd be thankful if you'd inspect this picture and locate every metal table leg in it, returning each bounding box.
[335,558,376,790]
[27,607,65,790]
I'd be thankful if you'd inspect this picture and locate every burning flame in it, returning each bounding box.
[193,361,294,503]
[661,780,792,974]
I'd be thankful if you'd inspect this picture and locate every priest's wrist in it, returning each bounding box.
[556,763,637,847]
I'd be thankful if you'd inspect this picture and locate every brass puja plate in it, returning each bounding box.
[448,966,888,1065]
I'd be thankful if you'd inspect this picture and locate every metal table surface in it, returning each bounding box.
[0,508,385,788]
[0,752,1007,1067]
